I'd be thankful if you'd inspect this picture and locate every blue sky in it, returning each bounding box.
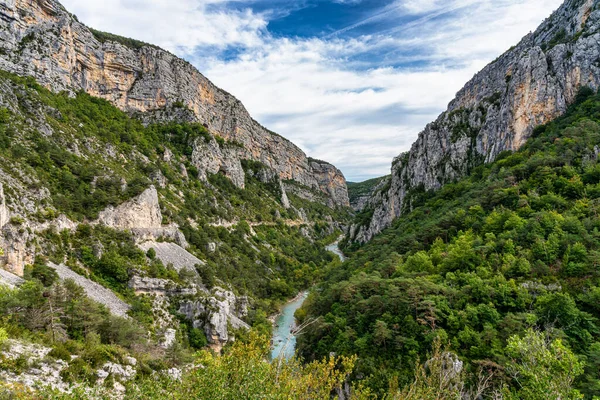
[61,0,563,181]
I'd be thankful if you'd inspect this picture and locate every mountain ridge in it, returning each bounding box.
[352,0,599,242]
[0,0,350,208]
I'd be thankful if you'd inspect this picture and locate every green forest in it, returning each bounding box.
[297,88,600,398]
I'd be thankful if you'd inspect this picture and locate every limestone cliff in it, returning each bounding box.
[353,0,600,242]
[97,186,162,230]
[0,0,349,207]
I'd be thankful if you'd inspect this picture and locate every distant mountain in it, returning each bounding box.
[347,176,389,211]
[352,0,599,242]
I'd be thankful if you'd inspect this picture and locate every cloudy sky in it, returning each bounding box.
[61,0,563,182]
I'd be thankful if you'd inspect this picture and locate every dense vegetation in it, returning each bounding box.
[298,88,600,397]
[0,69,348,310]
[2,328,581,399]
[0,276,166,386]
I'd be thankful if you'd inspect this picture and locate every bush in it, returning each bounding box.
[146,248,156,260]
[28,263,59,287]
[0,327,8,346]
[188,328,208,349]
[49,344,72,362]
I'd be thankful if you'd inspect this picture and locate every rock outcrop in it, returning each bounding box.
[353,0,600,242]
[128,276,198,296]
[97,186,162,230]
[0,0,349,207]
[308,160,350,208]
[191,137,246,189]
[179,288,250,351]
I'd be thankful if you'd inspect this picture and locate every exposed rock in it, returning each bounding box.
[123,356,137,367]
[0,224,35,276]
[0,0,349,207]
[353,0,600,242]
[349,177,390,212]
[0,268,24,288]
[48,262,131,318]
[128,276,197,296]
[97,186,162,230]
[31,214,78,233]
[0,183,10,229]
[309,160,350,208]
[97,362,136,383]
[300,226,313,241]
[0,340,69,393]
[160,328,177,349]
[280,181,290,209]
[132,226,188,248]
[138,241,203,272]
[166,368,182,381]
[179,288,250,350]
[192,137,246,189]
[206,242,217,253]
[151,169,168,189]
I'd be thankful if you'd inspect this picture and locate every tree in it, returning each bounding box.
[503,330,584,400]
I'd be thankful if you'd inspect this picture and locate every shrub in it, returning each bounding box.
[0,327,8,346]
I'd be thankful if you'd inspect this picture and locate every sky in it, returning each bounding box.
[60,0,564,182]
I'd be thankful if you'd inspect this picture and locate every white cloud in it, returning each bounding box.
[59,0,564,181]
[61,0,268,52]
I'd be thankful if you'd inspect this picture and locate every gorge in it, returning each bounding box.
[0,0,600,398]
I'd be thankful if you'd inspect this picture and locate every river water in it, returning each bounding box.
[270,236,346,360]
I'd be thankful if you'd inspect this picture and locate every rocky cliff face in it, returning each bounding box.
[179,288,250,352]
[353,0,600,242]
[97,186,162,230]
[0,0,349,207]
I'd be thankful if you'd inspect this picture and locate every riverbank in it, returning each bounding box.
[267,290,308,324]
[270,236,346,360]
[270,291,309,360]
[325,235,346,262]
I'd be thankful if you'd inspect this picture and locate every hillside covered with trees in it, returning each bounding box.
[297,88,600,398]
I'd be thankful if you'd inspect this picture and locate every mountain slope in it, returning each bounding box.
[0,0,349,207]
[352,0,599,242]
[300,88,600,397]
[0,60,350,394]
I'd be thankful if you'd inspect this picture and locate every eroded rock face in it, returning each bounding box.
[0,0,349,207]
[309,160,350,208]
[0,224,34,276]
[179,288,250,351]
[354,0,600,242]
[128,276,198,296]
[97,186,162,230]
[191,138,246,189]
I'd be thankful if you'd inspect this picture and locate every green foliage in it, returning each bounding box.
[0,327,7,346]
[26,261,59,287]
[146,248,156,260]
[300,88,600,396]
[188,327,208,349]
[503,330,584,400]
[122,333,357,399]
